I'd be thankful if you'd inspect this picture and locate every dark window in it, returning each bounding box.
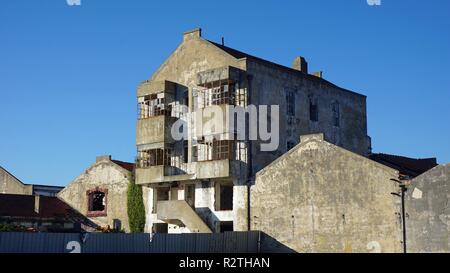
[219,221,234,233]
[185,184,195,208]
[90,191,105,211]
[309,97,318,122]
[183,140,189,163]
[153,223,168,233]
[286,90,295,116]
[217,183,233,211]
[113,219,122,231]
[87,189,107,217]
[184,89,189,107]
[332,101,340,127]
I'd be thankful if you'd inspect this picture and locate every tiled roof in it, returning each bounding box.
[0,194,83,219]
[369,153,438,178]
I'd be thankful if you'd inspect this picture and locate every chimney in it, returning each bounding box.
[96,155,112,163]
[34,195,40,214]
[183,28,202,42]
[292,56,308,74]
[312,71,323,78]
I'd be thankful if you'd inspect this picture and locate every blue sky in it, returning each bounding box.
[1,0,449,186]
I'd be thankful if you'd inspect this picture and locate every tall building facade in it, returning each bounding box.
[136,28,371,233]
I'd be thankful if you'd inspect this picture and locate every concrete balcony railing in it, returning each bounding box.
[135,159,246,185]
[136,115,178,146]
[135,165,191,185]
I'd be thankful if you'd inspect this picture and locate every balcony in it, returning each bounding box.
[136,165,194,185]
[135,139,247,185]
[136,115,178,146]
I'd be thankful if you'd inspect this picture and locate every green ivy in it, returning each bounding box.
[127,174,145,233]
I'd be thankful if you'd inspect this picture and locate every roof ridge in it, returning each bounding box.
[205,39,365,98]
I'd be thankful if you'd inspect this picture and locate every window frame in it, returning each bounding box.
[86,188,108,217]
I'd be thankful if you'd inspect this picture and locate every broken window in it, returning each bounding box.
[138,93,172,119]
[196,138,236,161]
[136,148,172,168]
[215,182,233,211]
[87,189,107,217]
[286,90,295,116]
[332,101,340,127]
[198,80,236,107]
[309,97,318,122]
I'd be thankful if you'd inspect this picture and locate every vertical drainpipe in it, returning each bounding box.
[401,183,407,253]
[391,178,407,253]
[246,74,253,232]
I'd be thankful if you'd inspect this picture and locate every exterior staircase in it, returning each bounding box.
[156,200,212,233]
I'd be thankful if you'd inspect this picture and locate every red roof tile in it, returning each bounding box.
[0,194,83,219]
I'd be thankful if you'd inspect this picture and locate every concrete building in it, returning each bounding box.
[250,134,403,253]
[136,28,371,233]
[1,166,63,196]
[405,164,450,253]
[58,156,134,232]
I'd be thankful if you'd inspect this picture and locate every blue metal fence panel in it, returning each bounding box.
[0,231,260,253]
[148,233,166,253]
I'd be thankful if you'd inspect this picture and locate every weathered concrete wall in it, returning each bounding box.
[0,167,32,195]
[147,29,245,89]
[246,60,370,174]
[406,164,450,253]
[58,159,131,231]
[251,134,403,253]
[136,116,177,146]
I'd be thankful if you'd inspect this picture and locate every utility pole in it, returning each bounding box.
[391,178,408,253]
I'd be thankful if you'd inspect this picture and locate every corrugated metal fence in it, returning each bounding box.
[0,231,260,253]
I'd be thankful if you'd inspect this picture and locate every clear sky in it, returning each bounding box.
[1,0,449,186]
